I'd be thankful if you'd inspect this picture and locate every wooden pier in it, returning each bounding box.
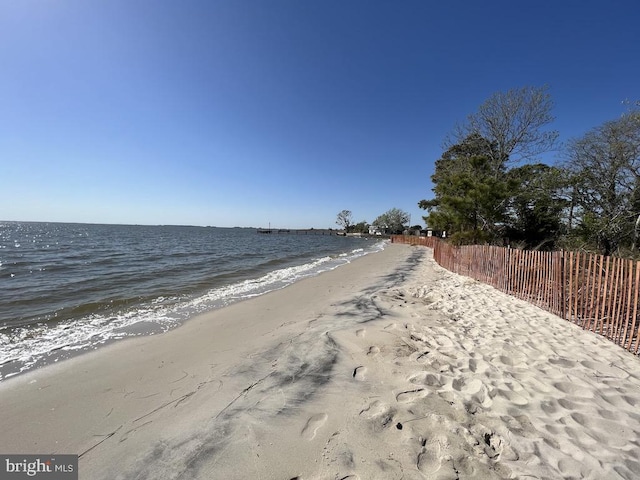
[257,228,344,236]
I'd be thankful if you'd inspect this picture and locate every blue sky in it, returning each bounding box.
[1,1,638,228]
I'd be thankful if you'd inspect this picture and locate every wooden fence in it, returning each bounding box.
[391,235,640,355]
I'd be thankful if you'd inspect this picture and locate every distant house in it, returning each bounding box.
[368,225,384,235]
[426,229,446,238]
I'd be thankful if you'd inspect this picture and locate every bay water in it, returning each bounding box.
[0,222,385,380]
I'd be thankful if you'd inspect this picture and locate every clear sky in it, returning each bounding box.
[1,1,638,228]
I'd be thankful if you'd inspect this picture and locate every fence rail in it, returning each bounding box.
[391,235,640,355]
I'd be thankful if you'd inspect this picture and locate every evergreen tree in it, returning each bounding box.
[504,164,568,250]
[422,86,561,247]
[419,134,510,244]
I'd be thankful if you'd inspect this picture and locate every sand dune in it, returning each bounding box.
[1,244,639,479]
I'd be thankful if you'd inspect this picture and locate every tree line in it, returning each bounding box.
[336,208,413,234]
[419,86,640,256]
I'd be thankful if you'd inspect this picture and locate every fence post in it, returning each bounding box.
[560,250,566,320]
[573,252,583,327]
[619,259,634,346]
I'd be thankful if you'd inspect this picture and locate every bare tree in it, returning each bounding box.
[449,86,559,168]
[564,113,640,254]
[336,210,353,231]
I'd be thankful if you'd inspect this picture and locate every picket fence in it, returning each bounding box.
[391,235,640,355]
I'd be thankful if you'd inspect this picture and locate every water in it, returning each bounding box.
[0,222,385,380]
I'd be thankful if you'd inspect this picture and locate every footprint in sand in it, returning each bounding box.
[498,355,525,367]
[468,358,491,374]
[353,366,367,381]
[596,408,622,421]
[563,425,599,447]
[359,400,395,425]
[558,398,581,411]
[545,423,563,435]
[408,372,427,384]
[566,413,629,447]
[433,334,455,348]
[496,388,529,406]
[452,377,483,395]
[549,356,576,368]
[558,457,588,477]
[482,431,504,460]
[580,360,626,378]
[540,399,559,415]
[408,372,443,387]
[355,329,366,338]
[569,412,599,428]
[471,385,492,408]
[553,381,591,397]
[366,345,380,357]
[599,390,636,409]
[417,437,444,474]
[301,413,328,441]
[396,388,428,403]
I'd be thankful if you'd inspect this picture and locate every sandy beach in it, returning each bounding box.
[1,243,640,479]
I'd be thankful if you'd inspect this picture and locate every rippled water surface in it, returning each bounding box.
[0,222,384,379]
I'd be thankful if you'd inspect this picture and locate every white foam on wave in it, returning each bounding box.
[187,255,335,308]
[0,240,388,380]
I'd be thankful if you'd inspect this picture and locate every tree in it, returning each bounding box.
[373,208,410,234]
[351,221,370,234]
[421,86,560,246]
[336,210,353,231]
[564,113,640,255]
[419,134,511,244]
[504,164,568,250]
[449,85,558,168]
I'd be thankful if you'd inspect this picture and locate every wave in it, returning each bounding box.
[0,240,386,381]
